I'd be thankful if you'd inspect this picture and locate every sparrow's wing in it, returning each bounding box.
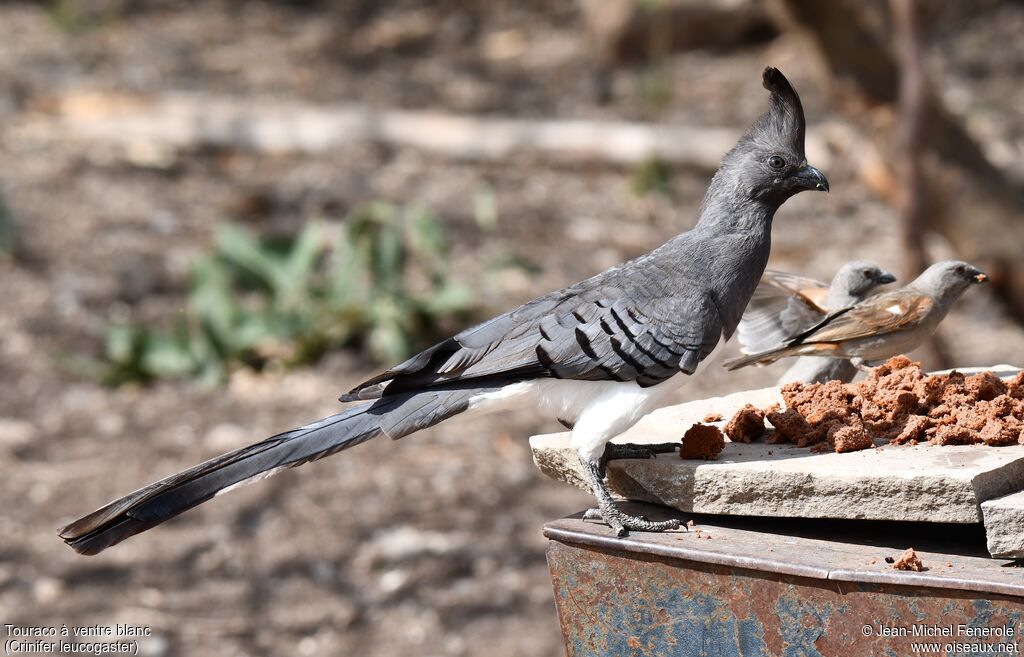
[343,276,723,400]
[789,289,935,345]
[735,270,829,354]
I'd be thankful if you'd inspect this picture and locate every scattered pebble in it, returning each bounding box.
[892,548,925,572]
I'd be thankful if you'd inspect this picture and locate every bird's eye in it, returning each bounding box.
[767,155,786,170]
[863,270,872,279]
[956,266,966,274]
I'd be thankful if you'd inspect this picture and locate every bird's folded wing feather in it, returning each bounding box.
[788,290,934,345]
[343,278,723,400]
[736,270,828,354]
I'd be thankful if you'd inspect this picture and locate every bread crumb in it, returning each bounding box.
[679,423,725,460]
[724,404,766,442]
[736,358,1024,453]
[830,423,873,453]
[702,413,723,423]
[892,548,924,572]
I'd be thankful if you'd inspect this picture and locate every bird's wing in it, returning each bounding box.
[343,277,723,400]
[788,289,935,345]
[735,270,829,354]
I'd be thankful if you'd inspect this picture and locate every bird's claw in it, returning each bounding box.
[603,442,679,462]
[578,449,681,537]
[851,357,875,374]
[583,506,681,536]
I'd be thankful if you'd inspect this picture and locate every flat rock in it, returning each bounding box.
[982,491,1024,558]
[531,376,1024,528]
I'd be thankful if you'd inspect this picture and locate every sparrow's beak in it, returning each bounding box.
[965,264,989,284]
[877,270,897,285]
[793,165,829,192]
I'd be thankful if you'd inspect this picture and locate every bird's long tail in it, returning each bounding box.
[59,388,481,556]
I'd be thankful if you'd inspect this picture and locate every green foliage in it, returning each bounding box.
[85,203,481,386]
[630,159,673,198]
[46,1,105,34]
[0,193,15,258]
[472,186,499,232]
[637,67,673,109]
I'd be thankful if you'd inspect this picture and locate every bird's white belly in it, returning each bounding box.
[466,340,724,461]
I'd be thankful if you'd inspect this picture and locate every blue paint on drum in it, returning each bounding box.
[775,592,828,657]
[565,559,769,657]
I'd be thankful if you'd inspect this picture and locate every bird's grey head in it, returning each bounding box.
[912,260,988,303]
[711,67,829,210]
[831,261,896,299]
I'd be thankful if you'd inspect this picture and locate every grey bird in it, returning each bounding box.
[724,260,987,372]
[735,262,896,384]
[59,67,828,554]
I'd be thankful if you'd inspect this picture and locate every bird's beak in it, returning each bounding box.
[877,270,897,285]
[793,165,829,192]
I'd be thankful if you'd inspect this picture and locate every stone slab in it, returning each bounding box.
[531,367,1024,529]
[982,491,1024,558]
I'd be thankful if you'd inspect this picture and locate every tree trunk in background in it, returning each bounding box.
[889,0,953,367]
[577,0,777,103]
[889,0,928,281]
[770,0,1024,324]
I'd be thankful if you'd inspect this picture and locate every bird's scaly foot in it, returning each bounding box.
[603,441,679,462]
[582,506,682,536]
[578,447,682,536]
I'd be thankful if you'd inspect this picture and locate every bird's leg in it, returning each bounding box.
[851,357,874,373]
[578,449,681,536]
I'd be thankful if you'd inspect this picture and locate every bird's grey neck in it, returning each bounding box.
[825,284,859,310]
[694,179,777,235]
[681,180,778,335]
[911,280,968,307]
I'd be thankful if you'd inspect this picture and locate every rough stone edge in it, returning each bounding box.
[982,491,1024,558]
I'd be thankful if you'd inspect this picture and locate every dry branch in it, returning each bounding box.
[890,0,928,279]
[37,91,838,172]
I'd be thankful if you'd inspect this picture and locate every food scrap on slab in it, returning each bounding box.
[679,423,726,460]
[721,356,1024,453]
[892,548,925,572]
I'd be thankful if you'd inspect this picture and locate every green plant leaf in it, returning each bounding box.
[214,224,288,295]
[85,202,489,387]
[408,205,446,256]
[105,325,141,364]
[0,193,16,256]
[281,220,324,304]
[472,187,499,232]
[422,283,476,315]
[140,334,197,377]
[189,255,238,337]
[368,320,410,363]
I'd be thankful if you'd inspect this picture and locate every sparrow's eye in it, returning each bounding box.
[956,265,966,274]
[767,155,786,170]
[863,270,872,279]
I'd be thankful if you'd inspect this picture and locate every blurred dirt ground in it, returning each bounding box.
[1,2,1023,656]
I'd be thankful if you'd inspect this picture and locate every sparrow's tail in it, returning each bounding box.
[722,345,800,371]
[58,388,481,556]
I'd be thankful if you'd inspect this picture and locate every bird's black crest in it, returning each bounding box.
[749,67,806,157]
